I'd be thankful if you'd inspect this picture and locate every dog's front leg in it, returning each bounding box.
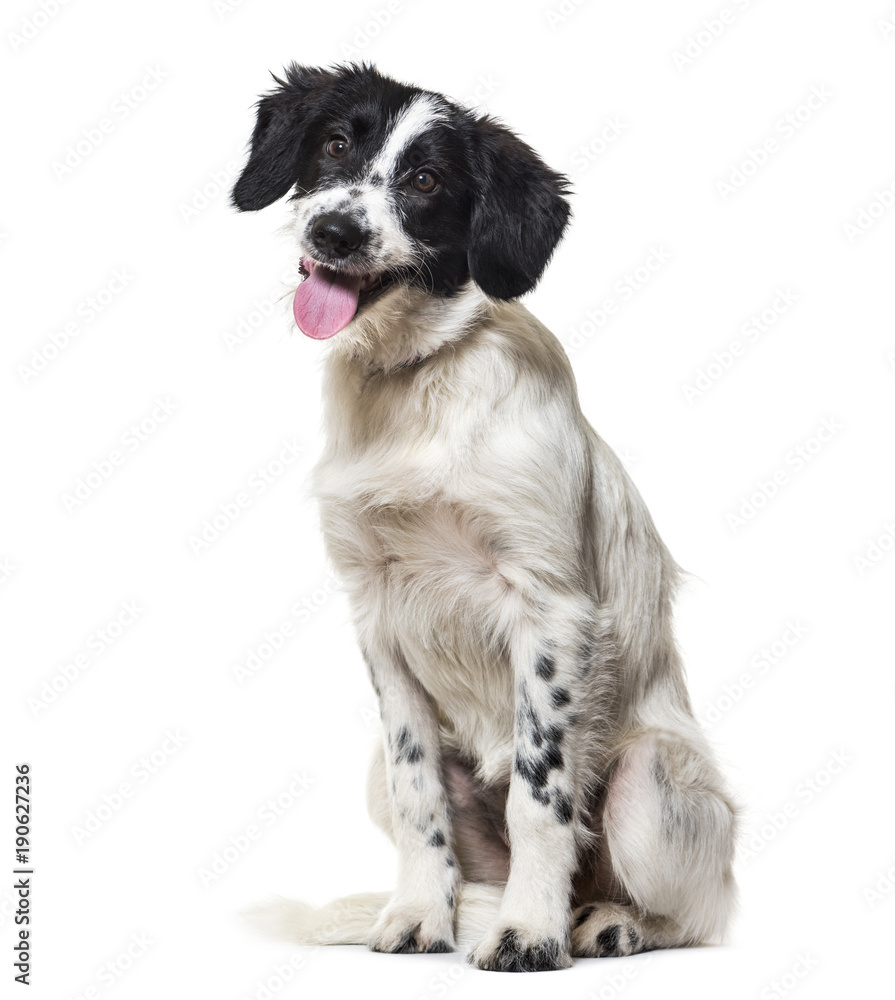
[364,643,459,954]
[469,602,596,972]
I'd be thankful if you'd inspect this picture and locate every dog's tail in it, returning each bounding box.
[244,883,503,950]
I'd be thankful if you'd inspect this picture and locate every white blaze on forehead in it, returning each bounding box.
[370,94,448,179]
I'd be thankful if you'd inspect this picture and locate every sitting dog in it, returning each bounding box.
[232,63,737,973]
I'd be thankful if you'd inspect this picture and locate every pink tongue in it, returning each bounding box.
[293,264,362,340]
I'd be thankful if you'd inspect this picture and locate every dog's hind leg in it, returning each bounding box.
[583,726,737,954]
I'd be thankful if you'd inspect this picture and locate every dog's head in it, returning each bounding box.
[232,63,571,341]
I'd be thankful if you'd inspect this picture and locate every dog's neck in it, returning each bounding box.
[326,280,494,375]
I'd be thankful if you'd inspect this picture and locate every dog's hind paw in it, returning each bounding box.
[468,926,572,972]
[368,900,455,955]
[570,903,651,958]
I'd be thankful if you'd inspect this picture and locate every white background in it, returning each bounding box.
[4,0,894,997]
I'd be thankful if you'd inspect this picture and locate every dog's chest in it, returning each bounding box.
[313,369,517,766]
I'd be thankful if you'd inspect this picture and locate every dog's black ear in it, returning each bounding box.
[468,117,571,300]
[232,63,339,212]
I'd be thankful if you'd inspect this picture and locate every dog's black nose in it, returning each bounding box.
[311,213,365,259]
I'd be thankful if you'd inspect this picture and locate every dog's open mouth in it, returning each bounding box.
[293,258,396,340]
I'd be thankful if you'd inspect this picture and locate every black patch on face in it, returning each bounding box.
[429,829,446,847]
[553,789,573,825]
[394,725,424,764]
[232,62,571,303]
[477,929,565,973]
[534,653,556,680]
[550,686,571,708]
[595,925,621,957]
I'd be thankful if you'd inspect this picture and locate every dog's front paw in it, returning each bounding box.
[368,899,455,955]
[468,926,572,972]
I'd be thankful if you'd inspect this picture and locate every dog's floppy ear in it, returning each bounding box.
[232,63,339,212]
[468,116,571,300]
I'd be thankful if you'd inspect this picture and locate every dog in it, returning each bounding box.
[232,62,738,973]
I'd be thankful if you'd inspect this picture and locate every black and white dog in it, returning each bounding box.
[232,63,737,973]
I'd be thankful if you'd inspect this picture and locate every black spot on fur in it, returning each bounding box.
[445,855,456,868]
[627,926,640,950]
[426,939,453,953]
[446,892,455,908]
[550,686,571,708]
[476,929,566,972]
[513,685,566,805]
[596,925,621,957]
[371,929,418,954]
[394,726,424,764]
[553,790,573,824]
[578,636,597,675]
[535,653,556,680]
[429,829,446,847]
[574,905,595,929]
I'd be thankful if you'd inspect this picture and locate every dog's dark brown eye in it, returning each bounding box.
[326,137,349,158]
[411,170,439,194]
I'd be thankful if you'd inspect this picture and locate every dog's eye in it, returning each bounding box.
[410,170,439,194]
[325,137,350,158]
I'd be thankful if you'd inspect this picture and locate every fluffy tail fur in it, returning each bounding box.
[244,884,504,951]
